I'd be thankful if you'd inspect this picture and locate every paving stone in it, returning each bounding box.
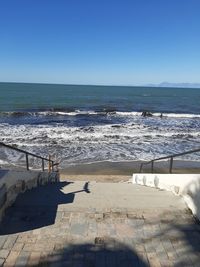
[147,252,161,267]
[135,244,145,253]
[115,223,134,237]
[0,249,10,259]
[0,258,5,266]
[95,213,104,222]
[27,251,41,265]
[12,242,24,252]
[159,259,174,267]
[0,237,7,249]
[16,235,31,243]
[39,251,50,265]
[3,251,20,267]
[166,251,177,261]
[144,241,156,253]
[15,251,30,266]
[23,243,35,252]
[55,211,63,222]
[26,237,37,243]
[97,222,109,237]
[70,223,88,236]
[32,228,41,235]
[33,242,54,252]
[3,236,17,250]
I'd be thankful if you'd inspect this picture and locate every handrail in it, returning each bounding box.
[139,147,200,174]
[0,142,57,172]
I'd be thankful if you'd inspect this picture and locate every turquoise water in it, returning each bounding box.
[1,82,200,114]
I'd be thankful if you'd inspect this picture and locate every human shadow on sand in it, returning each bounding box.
[0,181,90,235]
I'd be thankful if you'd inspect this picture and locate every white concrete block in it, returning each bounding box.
[132,173,200,220]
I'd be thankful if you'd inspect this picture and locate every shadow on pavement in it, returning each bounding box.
[30,238,148,267]
[0,181,90,235]
[138,211,200,266]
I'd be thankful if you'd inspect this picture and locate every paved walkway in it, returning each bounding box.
[0,181,200,266]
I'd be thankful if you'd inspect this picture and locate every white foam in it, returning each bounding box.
[2,110,200,119]
[163,113,200,118]
[116,111,200,118]
[116,111,141,116]
[0,159,9,165]
[0,115,200,167]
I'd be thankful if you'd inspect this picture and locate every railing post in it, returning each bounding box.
[151,161,154,173]
[48,155,51,173]
[51,161,54,172]
[42,159,44,171]
[26,153,29,170]
[139,163,143,173]
[169,157,173,173]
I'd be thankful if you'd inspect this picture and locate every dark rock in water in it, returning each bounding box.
[141,111,153,117]
[107,111,116,115]
[11,112,27,117]
[84,127,94,132]
[103,108,116,113]
[111,125,121,128]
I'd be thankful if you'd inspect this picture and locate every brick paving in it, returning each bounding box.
[0,181,200,266]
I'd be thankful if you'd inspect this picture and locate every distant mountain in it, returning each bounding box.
[147,82,200,88]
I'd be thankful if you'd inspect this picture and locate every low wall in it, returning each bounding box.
[0,170,59,221]
[132,173,200,220]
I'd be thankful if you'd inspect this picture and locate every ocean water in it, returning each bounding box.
[0,82,200,168]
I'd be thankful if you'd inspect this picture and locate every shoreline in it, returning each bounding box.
[60,160,200,181]
[1,159,199,183]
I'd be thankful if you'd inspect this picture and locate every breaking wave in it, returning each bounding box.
[1,110,200,119]
[0,116,200,168]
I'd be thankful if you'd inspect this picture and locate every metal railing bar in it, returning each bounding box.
[140,147,200,173]
[42,159,45,172]
[0,142,50,162]
[26,153,29,171]
[146,148,200,165]
[169,157,173,174]
[0,141,58,172]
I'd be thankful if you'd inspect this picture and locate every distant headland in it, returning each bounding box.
[147,82,200,89]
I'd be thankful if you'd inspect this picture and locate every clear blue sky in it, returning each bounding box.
[0,0,200,85]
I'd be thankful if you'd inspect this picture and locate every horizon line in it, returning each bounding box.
[0,80,200,89]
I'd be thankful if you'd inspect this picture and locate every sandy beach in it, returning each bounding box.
[59,159,200,182]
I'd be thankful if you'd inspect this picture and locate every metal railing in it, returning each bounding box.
[0,142,57,172]
[139,148,200,174]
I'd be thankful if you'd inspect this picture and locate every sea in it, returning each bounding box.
[0,82,200,168]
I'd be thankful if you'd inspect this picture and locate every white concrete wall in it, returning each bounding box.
[132,173,200,220]
[0,170,59,221]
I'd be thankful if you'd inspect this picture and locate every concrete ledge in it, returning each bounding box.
[0,170,59,221]
[132,173,200,220]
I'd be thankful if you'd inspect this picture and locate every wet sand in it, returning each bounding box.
[60,160,200,182]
